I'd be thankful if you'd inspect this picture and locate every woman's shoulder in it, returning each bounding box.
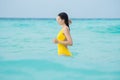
[62,26,69,33]
[63,26,69,30]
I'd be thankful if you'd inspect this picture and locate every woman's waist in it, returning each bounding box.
[57,44,67,48]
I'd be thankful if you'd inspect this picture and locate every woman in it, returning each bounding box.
[53,12,73,56]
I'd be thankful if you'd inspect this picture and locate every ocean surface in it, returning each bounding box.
[0,18,120,80]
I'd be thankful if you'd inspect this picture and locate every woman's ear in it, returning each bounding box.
[62,19,65,23]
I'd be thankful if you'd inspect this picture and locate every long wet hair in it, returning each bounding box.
[58,12,70,30]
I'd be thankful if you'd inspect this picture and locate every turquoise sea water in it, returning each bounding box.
[0,18,120,80]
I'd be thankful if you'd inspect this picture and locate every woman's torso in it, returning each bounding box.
[57,29,67,47]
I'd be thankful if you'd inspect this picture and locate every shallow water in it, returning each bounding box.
[0,18,120,80]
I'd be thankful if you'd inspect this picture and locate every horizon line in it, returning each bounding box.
[0,17,120,20]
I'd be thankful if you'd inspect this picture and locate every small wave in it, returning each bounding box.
[87,25,120,34]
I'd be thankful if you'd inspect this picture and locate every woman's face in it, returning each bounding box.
[56,16,64,25]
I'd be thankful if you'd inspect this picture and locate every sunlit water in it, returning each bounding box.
[0,18,120,80]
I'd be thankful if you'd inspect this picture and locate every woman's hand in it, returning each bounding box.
[53,38,58,44]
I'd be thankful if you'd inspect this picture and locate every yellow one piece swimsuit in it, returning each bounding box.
[57,29,72,56]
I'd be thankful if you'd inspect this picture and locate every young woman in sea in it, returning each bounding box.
[53,12,73,56]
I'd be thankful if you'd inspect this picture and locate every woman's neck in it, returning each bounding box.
[61,23,66,28]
